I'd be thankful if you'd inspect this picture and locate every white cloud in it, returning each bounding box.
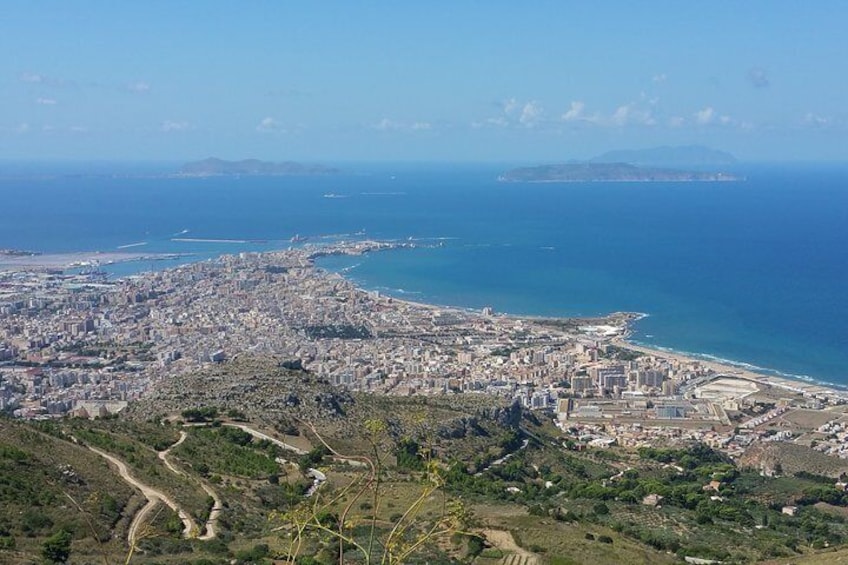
[373,118,397,131]
[372,118,432,132]
[561,101,585,122]
[36,97,57,105]
[256,116,282,133]
[693,107,736,127]
[69,126,88,133]
[610,103,655,126]
[694,106,715,125]
[611,104,631,126]
[161,120,191,132]
[802,112,831,127]
[16,123,30,133]
[126,81,151,93]
[668,116,685,128]
[502,97,520,115]
[519,101,542,126]
[480,97,548,129]
[19,72,70,87]
[641,93,660,106]
[652,73,667,83]
[638,112,656,126]
[20,72,45,83]
[560,100,654,127]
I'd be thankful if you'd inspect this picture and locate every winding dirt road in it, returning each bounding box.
[223,423,327,496]
[157,431,223,540]
[86,445,195,544]
[222,422,308,454]
[98,421,325,545]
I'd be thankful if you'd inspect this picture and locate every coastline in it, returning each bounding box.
[316,251,848,401]
[615,339,848,400]
[381,282,848,400]
[6,242,845,402]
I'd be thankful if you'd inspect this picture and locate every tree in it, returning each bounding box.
[41,529,72,564]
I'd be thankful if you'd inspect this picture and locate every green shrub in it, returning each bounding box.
[41,529,72,564]
[466,534,485,557]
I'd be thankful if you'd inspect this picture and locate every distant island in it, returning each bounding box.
[499,162,742,183]
[176,157,339,177]
[500,146,743,183]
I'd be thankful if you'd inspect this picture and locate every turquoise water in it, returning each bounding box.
[0,163,846,384]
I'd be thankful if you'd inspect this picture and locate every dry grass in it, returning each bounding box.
[470,503,677,565]
[773,409,837,430]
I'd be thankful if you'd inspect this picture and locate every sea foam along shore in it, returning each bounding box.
[616,338,848,401]
[324,250,848,402]
[339,263,848,403]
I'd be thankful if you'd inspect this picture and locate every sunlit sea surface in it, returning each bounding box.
[1,162,846,385]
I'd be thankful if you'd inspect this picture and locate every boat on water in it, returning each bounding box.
[291,234,307,243]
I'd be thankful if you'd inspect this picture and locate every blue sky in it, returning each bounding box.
[2,1,847,162]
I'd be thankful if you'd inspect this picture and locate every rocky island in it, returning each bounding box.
[498,162,743,183]
[176,157,339,177]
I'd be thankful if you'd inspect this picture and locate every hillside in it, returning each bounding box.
[5,357,848,563]
[0,419,137,563]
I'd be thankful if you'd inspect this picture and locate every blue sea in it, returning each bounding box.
[1,162,847,386]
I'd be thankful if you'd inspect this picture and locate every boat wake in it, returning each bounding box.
[339,263,361,274]
[172,238,248,244]
[375,285,422,296]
